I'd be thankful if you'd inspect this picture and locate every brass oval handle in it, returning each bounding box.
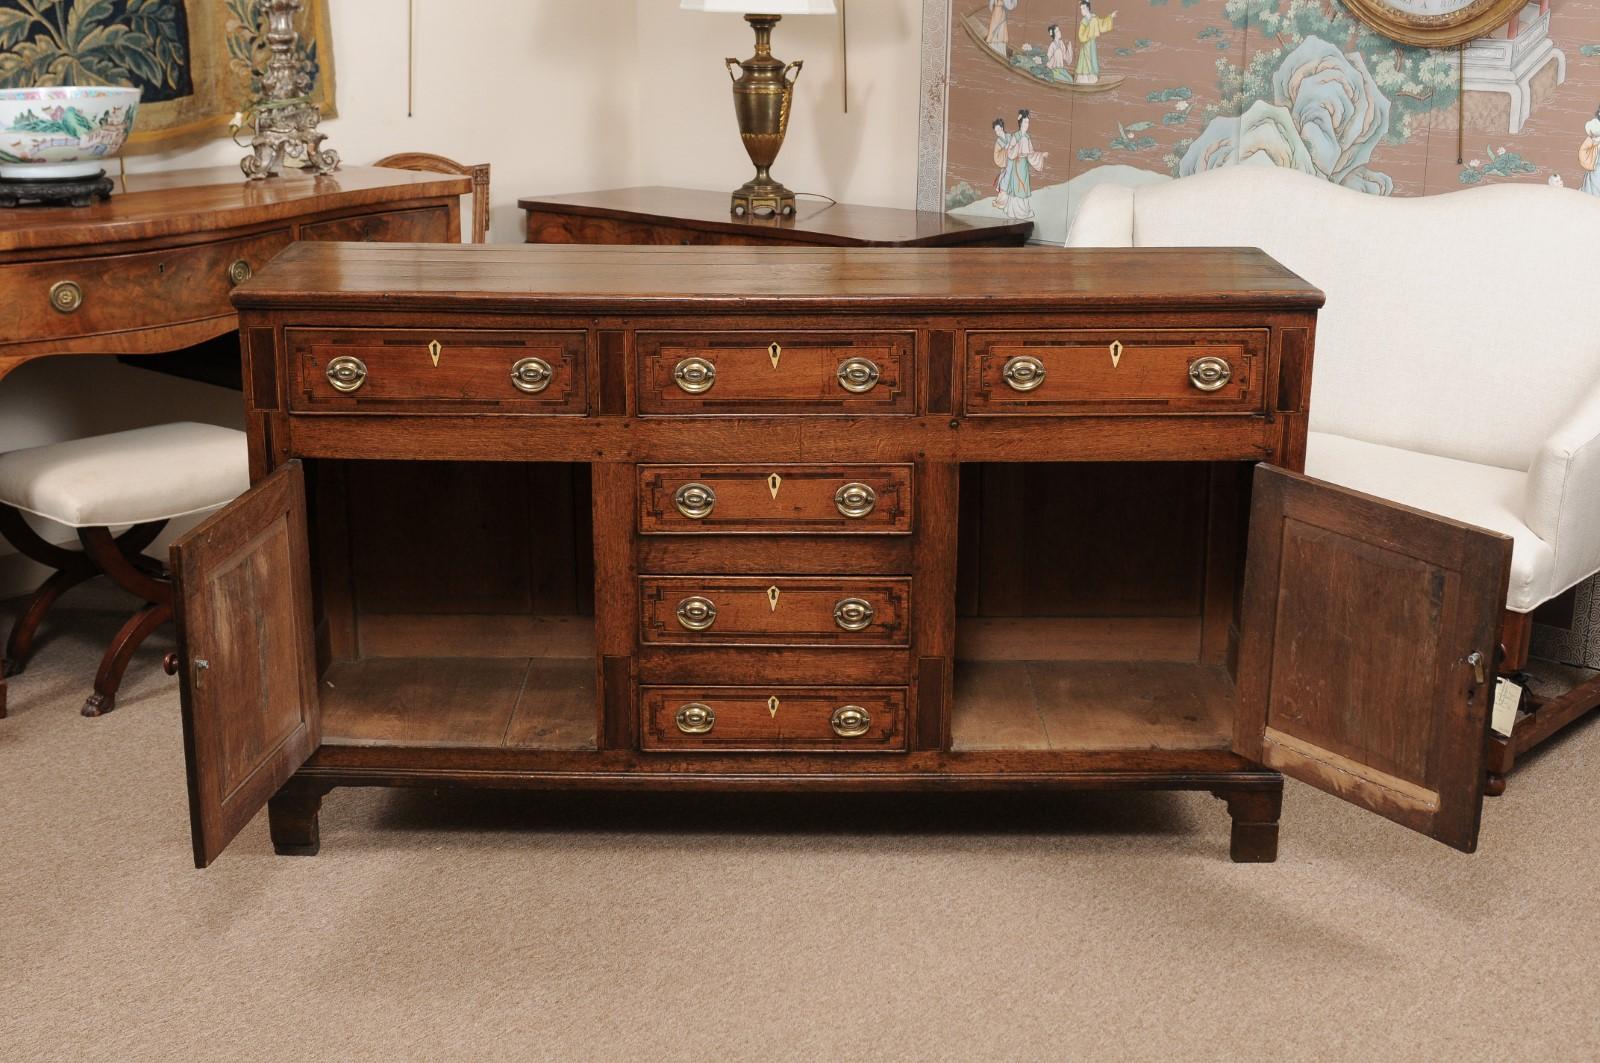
[325,355,368,393]
[675,702,716,734]
[48,280,83,314]
[1001,355,1046,392]
[1188,356,1232,392]
[673,356,717,394]
[833,597,875,632]
[836,356,881,394]
[227,259,253,286]
[673,482,716,520]
[834,482,877,519]
[830,705,872,738]
[676,596,718,631]
[510,357,554,394]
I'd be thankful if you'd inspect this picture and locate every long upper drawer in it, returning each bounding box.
[6,229,290,345]
[638,464,914,535]
[636,330,915,414]
[965,329,1268,415]
[286,328,587,412]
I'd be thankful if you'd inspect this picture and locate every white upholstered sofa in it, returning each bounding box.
[1067,165,1600,784]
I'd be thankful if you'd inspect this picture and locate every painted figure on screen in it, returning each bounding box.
[994,108,1048,220]
[987,0,1018,53]
[1045,23,1073,81]
[1075,1,1116,85]
[1582,115,1600,197]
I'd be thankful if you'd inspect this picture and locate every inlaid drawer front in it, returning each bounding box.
[636,330,915,414]
[965,329,1268,415]
[641,576,910,646]
[286,328,587,413]
[4,228,291,347]
[640,686,908,751]
[299,205,453,243]
[637,464,913,535]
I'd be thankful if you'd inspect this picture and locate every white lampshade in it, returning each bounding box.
[680,1,837,12]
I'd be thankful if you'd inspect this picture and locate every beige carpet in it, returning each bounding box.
[2,585,1598,1063]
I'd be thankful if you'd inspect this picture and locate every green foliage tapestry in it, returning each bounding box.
[0,0,336,153]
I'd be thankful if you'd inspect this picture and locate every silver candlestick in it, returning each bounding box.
[241,0,338,180]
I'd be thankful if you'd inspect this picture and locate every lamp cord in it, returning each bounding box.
[794,191,838,208]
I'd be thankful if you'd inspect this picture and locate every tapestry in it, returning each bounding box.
[0,0,336,154]
[918,0,1600,243]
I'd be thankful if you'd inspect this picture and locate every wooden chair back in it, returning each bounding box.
[373,152,491,243]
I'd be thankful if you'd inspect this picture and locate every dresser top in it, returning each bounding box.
[234,243,1324,313]
[517,185,1033,247]
[0,166,471,254]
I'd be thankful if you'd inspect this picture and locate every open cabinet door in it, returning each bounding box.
[1236,465,1511,852]
[171,461,319,867]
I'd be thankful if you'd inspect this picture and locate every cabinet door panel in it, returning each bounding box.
[1236,464,1509,852]
[171,462,319,867]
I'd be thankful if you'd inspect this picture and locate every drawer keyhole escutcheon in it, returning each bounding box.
[834,482,877,519]
[768,695,781,718]
[511,357,554,394]
[1109,340,1125,368]
[767,586,781,611]
[675,703,715,734]
[48,280,83,314]
[836,356,881,394]
[227,259,253,286]
[833,598,875,631]
[767,473,782,499]
[1001,355,1045,392]
[768,341,782,368]
[674,482,716,519]
[325,355,368,393]
[676,596,717,631]
[674,356,717,394]
[429,340,443,368]
[1187,356,1232,392]
[831,705,871,737]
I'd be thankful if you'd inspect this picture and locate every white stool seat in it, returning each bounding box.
[0,423,248,529]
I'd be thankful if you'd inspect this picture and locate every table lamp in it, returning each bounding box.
[681,0,838,218]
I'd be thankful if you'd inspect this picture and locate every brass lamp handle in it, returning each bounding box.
[725,57,743,82]
[783,60,804,85]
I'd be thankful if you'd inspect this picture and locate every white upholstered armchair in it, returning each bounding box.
[1067,164,1600,787]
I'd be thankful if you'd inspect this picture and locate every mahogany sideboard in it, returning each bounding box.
[170,242,1513,867]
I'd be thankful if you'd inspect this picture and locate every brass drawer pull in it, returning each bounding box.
[676,596,718,631]
[834,482,877,519]
[673,356,717,394]
[675,702,716,734]
[48,280,83,314]
[1001,354,1046,392]
[673,482,716,519]
[830,705,872,738]
[511,356,554,394]
[833,597,875,631]
[836,356,881,394]
[227,259,253,286]
[325,355,368,393]
[1188,356,1232,392]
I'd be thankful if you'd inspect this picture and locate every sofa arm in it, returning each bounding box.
[1064,183,1136,248]
[1525,380,1600,597]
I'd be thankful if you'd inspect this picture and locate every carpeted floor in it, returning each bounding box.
[2,585,1598,1062]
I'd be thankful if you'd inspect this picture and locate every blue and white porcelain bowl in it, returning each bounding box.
[0,86,141,180]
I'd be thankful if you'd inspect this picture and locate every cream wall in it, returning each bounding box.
[1,0,928,596]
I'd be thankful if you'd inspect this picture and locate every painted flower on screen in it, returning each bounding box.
[1180,35,1394,194]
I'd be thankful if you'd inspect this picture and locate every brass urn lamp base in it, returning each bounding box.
[725,14,801,217]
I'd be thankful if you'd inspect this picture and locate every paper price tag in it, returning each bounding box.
[1491,677,1522,738]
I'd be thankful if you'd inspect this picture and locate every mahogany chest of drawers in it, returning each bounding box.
[166,243,1513,867]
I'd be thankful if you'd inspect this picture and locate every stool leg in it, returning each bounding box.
[82,601,172,717]
[5,562,98,677]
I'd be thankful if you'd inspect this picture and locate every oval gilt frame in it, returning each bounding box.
[1340,0,1527,48]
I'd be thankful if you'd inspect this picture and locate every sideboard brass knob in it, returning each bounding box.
[676,596,718,631]
[325,355,368,393]
[834,482,877,519]
[833,597,875,632]
[510,357,554,394]
[227,259,253,286]
[673,356,717,394]
[1188,356,1232,392]
[675,702,716,734]
[48,280,83,314]
[830,705,872,738]
[836,356,881,394]
[1001,355,1046,392]
[673,482,716,519]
